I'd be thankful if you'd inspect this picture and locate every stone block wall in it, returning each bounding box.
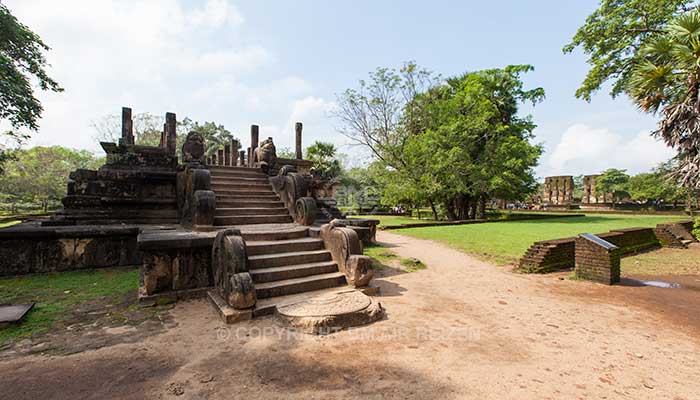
[0,225,140,276]
[597,227,660,254]
[543,176,574,205]
[137,231,218,299]
[575,234,621,284]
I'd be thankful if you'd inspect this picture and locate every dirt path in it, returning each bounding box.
[1,232,699,399]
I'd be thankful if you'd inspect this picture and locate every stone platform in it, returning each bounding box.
[274,289,384,334]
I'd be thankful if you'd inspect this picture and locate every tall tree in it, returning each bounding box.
[596,168,630,206]
[0,4,63,130]
[0,146,98,213]
[564,0,696,101]
[305,141,343,181]
[627,10,700,189]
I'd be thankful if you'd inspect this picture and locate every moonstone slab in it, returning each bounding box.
[275,290,383,334]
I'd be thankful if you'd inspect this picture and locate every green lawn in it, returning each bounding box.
[350,215,439,227]
[389,214,689,265]
[0,268,139,344]
[0,220,19,228]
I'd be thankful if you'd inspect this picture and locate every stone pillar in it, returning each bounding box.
[231,139,239,166]
[247,147,251,168]
[121,107,134,145]
[224,143,231,166]
[250,125,259,167]
[217,149,224,166]
[165,112,177,156]
[295,122,303,160]
[211,153,217,165]
[239,150,245,166]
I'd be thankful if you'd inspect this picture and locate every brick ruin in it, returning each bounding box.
[542,175,573,205]
[581,174,610,204]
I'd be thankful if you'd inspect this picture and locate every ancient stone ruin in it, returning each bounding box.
[0,106,382,331]
[542,175,573,205]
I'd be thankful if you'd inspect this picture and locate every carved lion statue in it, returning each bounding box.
[254,137,277,173]
[182,131,206,164]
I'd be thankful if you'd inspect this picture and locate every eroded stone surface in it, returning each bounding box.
[275,290,383,334]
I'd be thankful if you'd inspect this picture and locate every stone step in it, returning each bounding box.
[214,215,292,226]
[210,176,269,184]
[216,199,284,208]
[239,225,309,241]
[214,189,275,196]
[211,182,272,190]
[253,286,361,317]
[215,207,289,216]
[246,237,325,256]
[248,249,331,269]
[216,194,280,201]
[250,261,339,283]
[254,272,347,299]
[209,167,267,177]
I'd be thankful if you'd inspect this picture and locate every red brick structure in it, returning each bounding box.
[575,233,621,285]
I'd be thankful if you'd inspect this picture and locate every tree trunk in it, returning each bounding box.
[444,197,457,221]
[476,192,486,220]
[455,194,468,220]
[429,199,439,221]
[469,197,477,220]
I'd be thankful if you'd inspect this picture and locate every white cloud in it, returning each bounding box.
[1,0,318,153]
[542,123,675,177]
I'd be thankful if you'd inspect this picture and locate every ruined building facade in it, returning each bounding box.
[543,176,573,205]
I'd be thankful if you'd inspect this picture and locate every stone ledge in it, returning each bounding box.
[137,230,219,250]
[0,224,140,240]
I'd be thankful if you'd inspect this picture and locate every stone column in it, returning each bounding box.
[295,122,303,159]
[231,139,239,166]
[224,143,231,166]
[121,107,134,145]
[165,112,177,156]
[247,147,251,168]
[211,153,217,165]
[218,149,224,166]
[250,125,259,167]
[239,150,245,166]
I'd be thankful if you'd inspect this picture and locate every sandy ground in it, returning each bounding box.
[1,231,699,400]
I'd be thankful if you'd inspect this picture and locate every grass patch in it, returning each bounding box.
[350,215,438,227]
[0,267,139,344]
[363,244,426,272]
[622,246,700,276]
[392,214,687,266]
[0,220,19,228]
[399,257,427,272]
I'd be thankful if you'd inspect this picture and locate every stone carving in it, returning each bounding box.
[294,197,317,226]
[211,228,256,309]
[270,165,312,221]
[182,131,206,164]
[319,219,373,287]
[254,137,277,173]
[177,165,215,228]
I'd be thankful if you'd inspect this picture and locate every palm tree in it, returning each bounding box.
[628,11,700,189]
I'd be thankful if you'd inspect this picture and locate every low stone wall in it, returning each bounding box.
[575,234,621,284]
[0,224,140,276]
[137,230,218,300]
[519,226,660,273]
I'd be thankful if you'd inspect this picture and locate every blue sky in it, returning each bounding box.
[3,0,674,178]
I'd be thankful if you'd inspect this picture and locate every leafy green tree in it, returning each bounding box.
[627,10,700,189]
[597,168,630,206]
[403,65,544,220]
[305,141,343,181]
[0,4,63,131]
[564,0,695,101]
[0,146,98,213]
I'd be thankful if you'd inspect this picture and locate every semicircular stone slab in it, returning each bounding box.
[275,290,384,335]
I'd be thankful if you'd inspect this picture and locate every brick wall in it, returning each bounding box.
[519,226,660,273]
[575,234,621,285]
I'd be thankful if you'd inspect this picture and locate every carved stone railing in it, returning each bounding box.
[211,229,256,311]
[319,220,373,287]
[269,165,317,225]
[177,132,216,228]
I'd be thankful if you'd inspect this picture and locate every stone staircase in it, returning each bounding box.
[208,165,348,316]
